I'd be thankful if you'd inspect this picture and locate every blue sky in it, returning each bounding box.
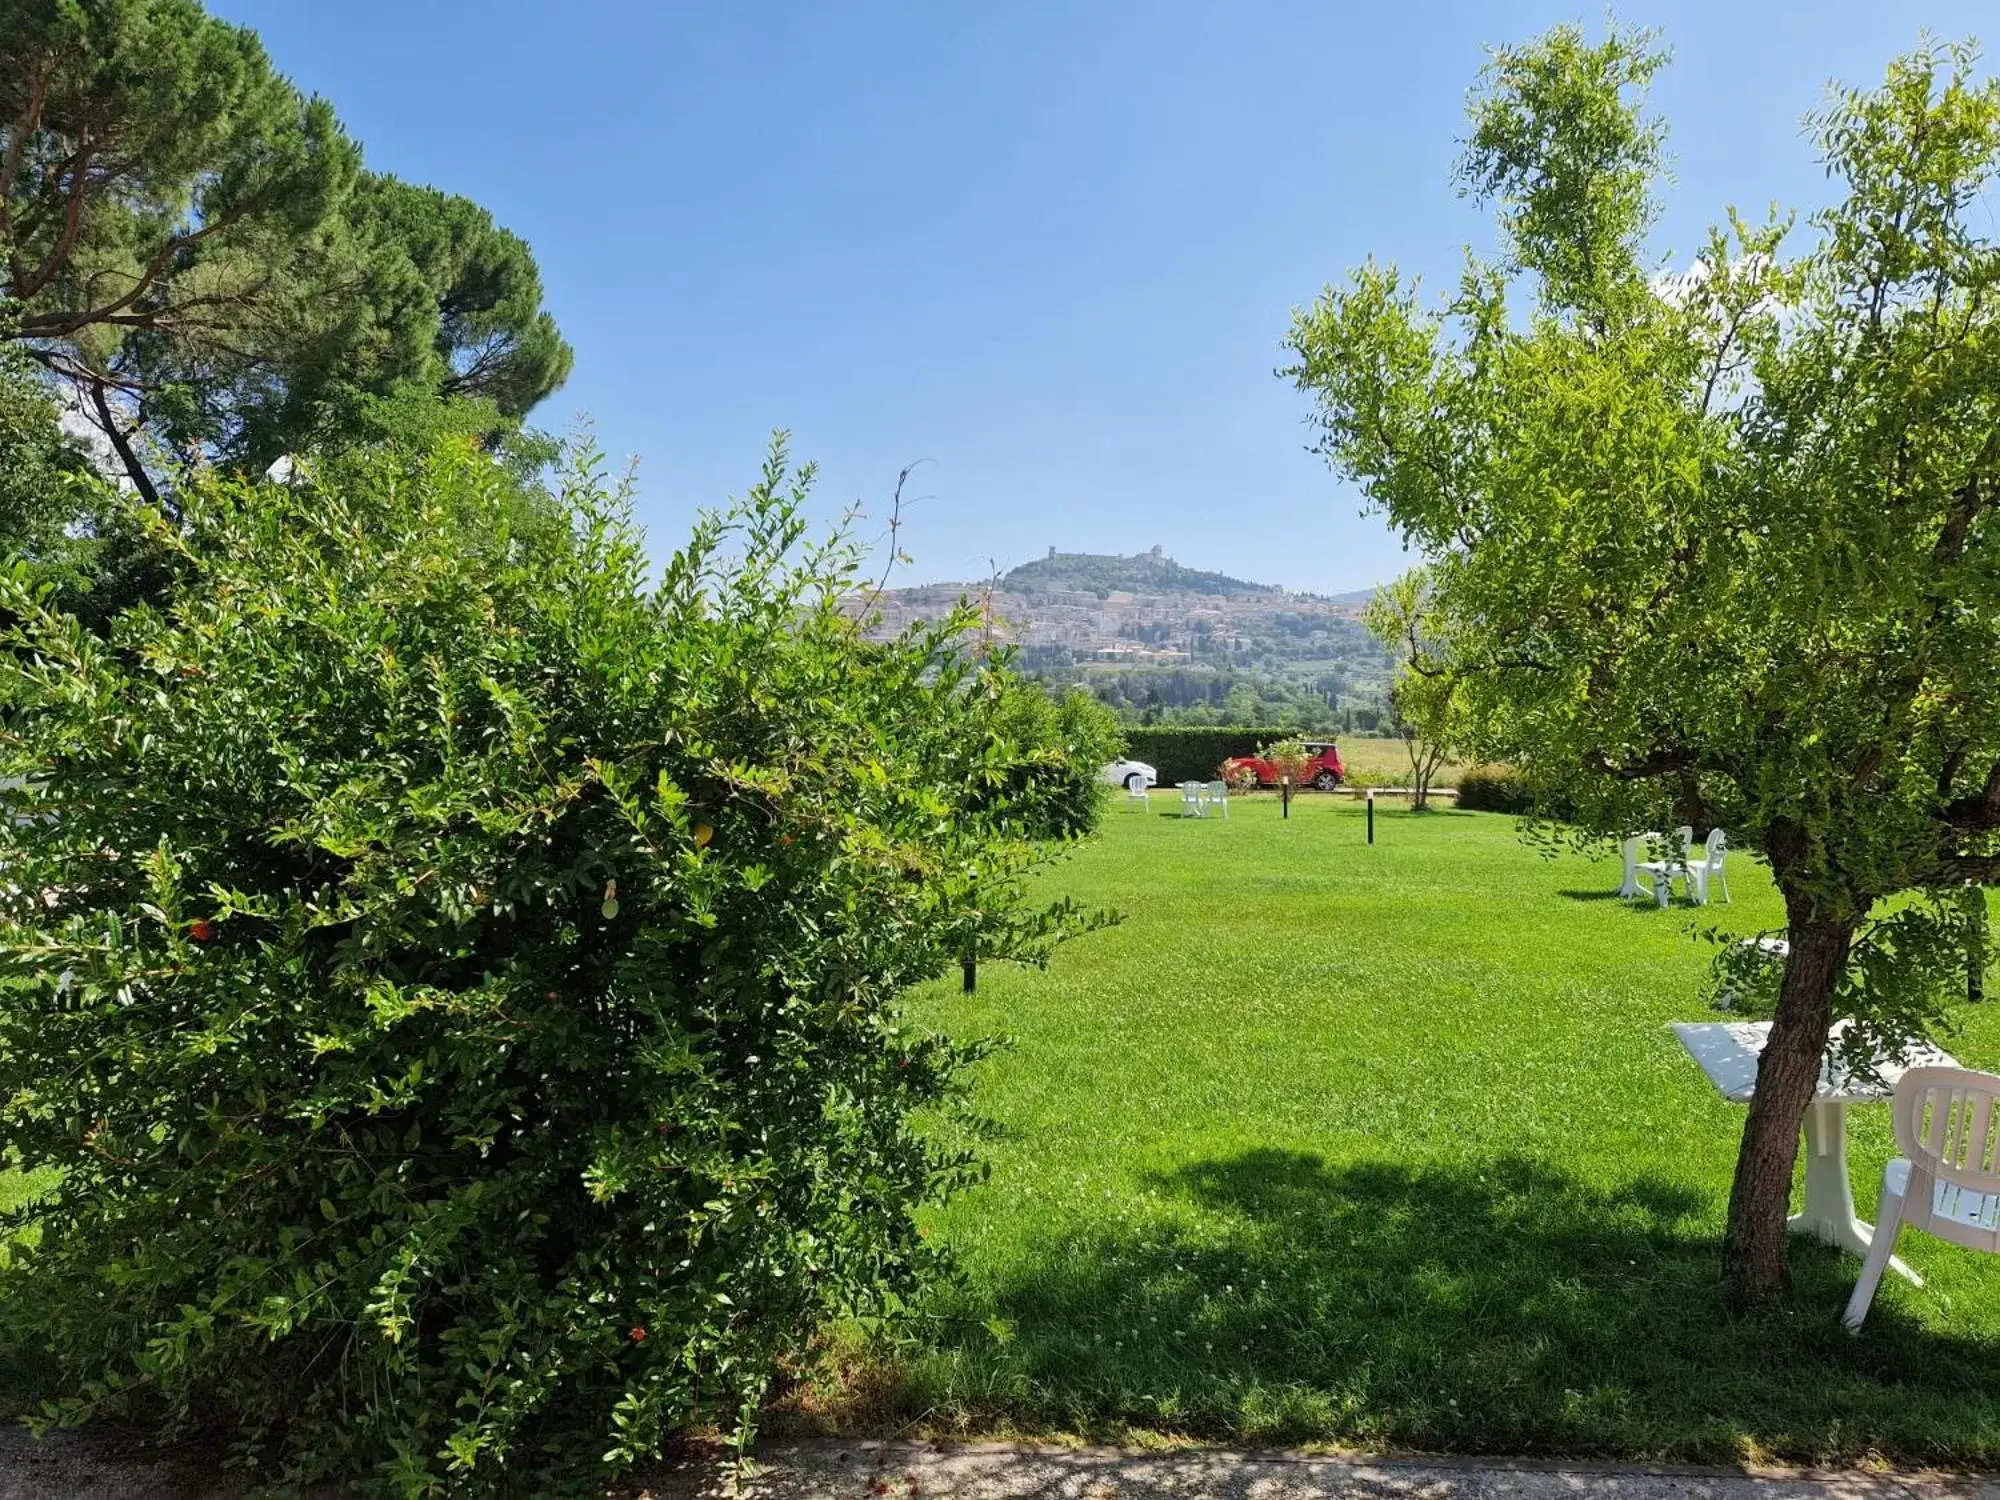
[213,2,1993,594]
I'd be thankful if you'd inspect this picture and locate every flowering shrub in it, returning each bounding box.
[0,437,1099,1492]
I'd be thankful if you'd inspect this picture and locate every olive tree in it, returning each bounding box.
[1287,25,2000,1303]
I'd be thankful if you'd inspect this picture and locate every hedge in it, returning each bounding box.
[1123,726,1291,784]
[1455,765,1536,814]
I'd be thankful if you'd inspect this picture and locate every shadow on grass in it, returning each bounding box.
[1555,888,1630,903]
[879,1150,2000,1463]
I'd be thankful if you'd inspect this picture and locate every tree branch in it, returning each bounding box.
[1943,757,2000,833]
[16,207,249,339]
[12,136,96,301]
[0,60,50,292]
[1586,746,1697,780]
[87,376,164,513]
[1940,855,2000,887]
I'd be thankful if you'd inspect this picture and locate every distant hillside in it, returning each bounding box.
[863,548,1394,731]
[1001,548,1277,599]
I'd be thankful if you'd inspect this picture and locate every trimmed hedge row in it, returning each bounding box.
[1455,765,1536,814]
[1123,726,1286,785]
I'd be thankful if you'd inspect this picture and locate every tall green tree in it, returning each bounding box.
[1287,25,2000,1303]
[1,0,570,499]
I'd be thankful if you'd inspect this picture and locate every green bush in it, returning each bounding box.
[1455,765,1535,814]
[0,437,1099,1492]
[1122,726,1287,784]
[982,683,1125,841]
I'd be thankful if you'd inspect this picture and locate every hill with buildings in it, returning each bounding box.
[865,548,1395,729]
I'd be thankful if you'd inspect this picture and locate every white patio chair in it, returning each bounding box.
[1635,826,1697,906]
[1125,776,1150,811]
[1844,1065,2000,1332]
[1204,780,1229,818]
[1685,828,1730,905]
[1179,782,1204,818]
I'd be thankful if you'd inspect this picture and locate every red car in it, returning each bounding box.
[1223,740,1346,791]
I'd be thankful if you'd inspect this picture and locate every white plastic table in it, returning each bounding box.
[1621,830,1698,906]
[1617,832,1656,898]
[1671,1019,1960,1285]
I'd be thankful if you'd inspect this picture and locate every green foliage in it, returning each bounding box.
[1287,22,2000,1291]
[1454,765,1535,814]
[979,682,1124,842]
[1458,20,1671,308]
[2,0,571,489]
[1363,568,1460,809]
[0,435,1100,1491]
[1121,726,1287,785]
[0,315,86,573]
[1709,889,1991,1067]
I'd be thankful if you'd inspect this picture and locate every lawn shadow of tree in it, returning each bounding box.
[897,1150,2000,1463]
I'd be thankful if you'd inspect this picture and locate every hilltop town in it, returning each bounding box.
[865,548,1393,725]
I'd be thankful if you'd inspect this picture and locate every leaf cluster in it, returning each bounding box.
[0,432,1099,1490]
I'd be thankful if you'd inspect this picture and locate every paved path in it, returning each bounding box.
[633,1442,2000,1500]
[1,1431,1993,1499]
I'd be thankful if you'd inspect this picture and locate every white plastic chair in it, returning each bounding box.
[1179,782,1204,818]
[1635,825,1697,906]
[1685,828,1730,905]
[1845,1065,2000,1332]
[1125,775,1149,811]
[1204,780,1229,819]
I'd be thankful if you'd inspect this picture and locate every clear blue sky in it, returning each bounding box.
[212,2,1992,594]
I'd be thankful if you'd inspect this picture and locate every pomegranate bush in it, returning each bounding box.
[0,437,1100,1491]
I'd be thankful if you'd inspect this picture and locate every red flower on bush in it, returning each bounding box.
[629,1325,646,1344]
[188,919,213,942]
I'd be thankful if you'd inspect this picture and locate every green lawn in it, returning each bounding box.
[826,796,2000,1464]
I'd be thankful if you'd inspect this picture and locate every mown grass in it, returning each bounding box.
[820,796,2000,1465]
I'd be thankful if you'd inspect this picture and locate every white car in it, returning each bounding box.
[1100,758,1157,792]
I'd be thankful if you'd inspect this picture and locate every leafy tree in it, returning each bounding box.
[1363,567,1459,810]
[0,435,1100,1488]
[1286,25,2000,1302]
[1,0,570,499]
[976,680,1124,842]
[0,305,85,570]
[0,301,173,628]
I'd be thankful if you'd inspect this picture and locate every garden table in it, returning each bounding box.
[1671,1018,1960,1286]
[1617,832,1658,898]
[1622,830,1701,906]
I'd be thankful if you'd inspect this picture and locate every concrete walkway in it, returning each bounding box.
[1,1431,1992,1498]
[629,1441,2000,1500]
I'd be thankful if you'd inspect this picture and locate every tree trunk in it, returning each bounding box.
[1720,910,1853,1306]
